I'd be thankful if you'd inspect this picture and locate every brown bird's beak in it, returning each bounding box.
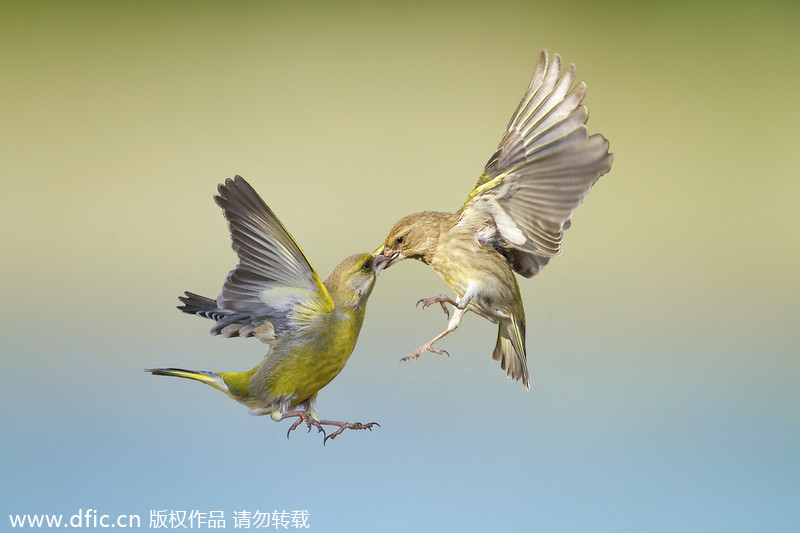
[372,253,389,274]
[374,248,404,274]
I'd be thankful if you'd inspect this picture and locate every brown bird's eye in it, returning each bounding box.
[362,259,373,271]
[395,236,404,244]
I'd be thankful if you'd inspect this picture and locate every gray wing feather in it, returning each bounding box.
[497,133,612,252]
[177,176,332,343]
[465,51,613,277]
[213,176,331,315]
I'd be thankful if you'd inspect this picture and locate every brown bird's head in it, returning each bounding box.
[377,211,454,271]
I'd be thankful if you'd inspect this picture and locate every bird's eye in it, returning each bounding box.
[362,259,373,271]
[395,236,404,244]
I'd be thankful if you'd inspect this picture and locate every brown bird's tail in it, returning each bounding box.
[492,312,530,390]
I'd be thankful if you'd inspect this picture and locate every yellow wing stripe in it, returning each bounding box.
[462,171,508,211]
[258,201,335,315]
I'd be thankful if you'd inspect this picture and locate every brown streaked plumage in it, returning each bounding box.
[379,51,613,389]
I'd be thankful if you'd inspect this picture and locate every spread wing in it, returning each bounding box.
[213,176,334,326]
[460,51,613,277]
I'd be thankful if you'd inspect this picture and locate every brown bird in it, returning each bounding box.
[378,51,613,389]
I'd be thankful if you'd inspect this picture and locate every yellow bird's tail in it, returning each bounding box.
[146,367,232,396]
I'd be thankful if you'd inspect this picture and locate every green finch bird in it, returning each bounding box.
[378,51,613,390]
[148,176,384,442]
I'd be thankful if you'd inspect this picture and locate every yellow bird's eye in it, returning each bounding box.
[395,236,404,244]
[362,259,373,271]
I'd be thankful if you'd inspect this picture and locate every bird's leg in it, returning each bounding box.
[280,410,326,439]
[317,419,381,445]
[416,294,458,319]
[401,306,467,362]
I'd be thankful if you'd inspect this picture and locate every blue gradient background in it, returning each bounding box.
[2,2,798,531]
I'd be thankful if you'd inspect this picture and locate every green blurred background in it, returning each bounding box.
[2,1,798,531]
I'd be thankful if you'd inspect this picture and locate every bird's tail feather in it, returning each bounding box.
[177,291,275,341]
[492,314,530,390]
[146,367,230,395]
[178,292,227,320]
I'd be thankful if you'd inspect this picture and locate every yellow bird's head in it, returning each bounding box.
[324,252,383,309]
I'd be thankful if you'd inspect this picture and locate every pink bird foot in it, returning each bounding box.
[281,411,379,444]
[282,410,325,439]
[400,340,450,362]
[318,420,380,445]
[416,294,458,319]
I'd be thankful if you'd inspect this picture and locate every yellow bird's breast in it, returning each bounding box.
[262,307,364,405]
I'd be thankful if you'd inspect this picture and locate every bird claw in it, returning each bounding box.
[281,411,379,444]
[428,347,449,357]
[283,411,326,440]
[400,341,449,362]
[321,421,380,445]
[400,351,420,363]
[416,295,454,319]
